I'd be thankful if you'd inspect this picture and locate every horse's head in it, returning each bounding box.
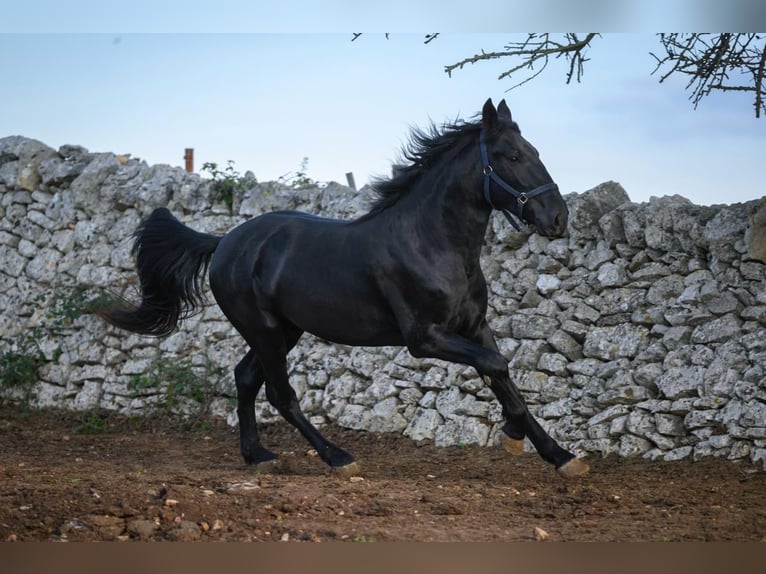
[479,98,568,238]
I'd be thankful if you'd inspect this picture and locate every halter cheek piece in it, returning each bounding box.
[479,130,559,231]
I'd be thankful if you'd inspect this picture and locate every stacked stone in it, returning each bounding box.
[1,136,764,468]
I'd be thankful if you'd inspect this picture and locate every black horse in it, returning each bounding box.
[100,99,588,479]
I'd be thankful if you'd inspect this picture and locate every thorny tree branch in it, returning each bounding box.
[444,33,599,90]
[651,33,766,118]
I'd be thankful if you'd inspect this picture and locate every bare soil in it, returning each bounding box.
[1,404,764,542]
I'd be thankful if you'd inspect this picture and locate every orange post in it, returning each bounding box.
[184,148,194,173]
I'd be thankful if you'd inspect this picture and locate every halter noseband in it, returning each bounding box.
[479,130,559,231]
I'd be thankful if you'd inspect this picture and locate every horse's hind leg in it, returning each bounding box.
[247,317,358,475]
[264,377,358,475]
[234,349,279,470]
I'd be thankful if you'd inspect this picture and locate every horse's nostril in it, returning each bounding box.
[552,212,567,236]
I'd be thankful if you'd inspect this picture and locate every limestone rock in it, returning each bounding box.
[536,274,561,295]
[745,199,766,261]
[596,262,628,288]
[582,324,649,361]
[547,330,582,361]
[434,415,490,447]
[566,181,630,240]
[656,367,705,399]
[617,434,653,457]
[404,408,443,441]
[690,313,742,344]
[510,314,558,339]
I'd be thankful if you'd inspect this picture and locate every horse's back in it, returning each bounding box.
[210,210,347,285]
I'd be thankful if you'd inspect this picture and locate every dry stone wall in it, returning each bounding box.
[2,135,766,468]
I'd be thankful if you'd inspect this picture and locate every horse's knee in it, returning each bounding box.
[485,354,509,380]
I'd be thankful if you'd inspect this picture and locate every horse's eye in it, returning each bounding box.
[510,154,520,162]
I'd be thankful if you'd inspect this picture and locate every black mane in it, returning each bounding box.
[367,119,483,215]
[366,115,522,216]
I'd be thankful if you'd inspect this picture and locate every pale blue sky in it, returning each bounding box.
[1,5,765,206]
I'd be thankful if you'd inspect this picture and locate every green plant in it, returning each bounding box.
[201,160,253,210]
[75,411,108,435]
[278,157,320,189]
[0,350,43,388]
[0,335,45,404]
[128,357,223,417]
[195,420,213,432]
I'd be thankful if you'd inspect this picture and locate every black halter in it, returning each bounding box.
[479,130,559,231]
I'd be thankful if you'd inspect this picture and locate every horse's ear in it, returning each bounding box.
[497,99,512,121]
[482,98,498,130]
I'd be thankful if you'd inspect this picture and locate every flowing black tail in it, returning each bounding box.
[98,208,221,337]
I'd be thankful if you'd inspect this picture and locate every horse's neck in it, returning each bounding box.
[383,172,491,263]
[441,182,492,257]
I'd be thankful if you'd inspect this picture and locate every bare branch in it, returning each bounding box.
[651,33,766,118]
[754,39,766,117]
[445,33,599,89]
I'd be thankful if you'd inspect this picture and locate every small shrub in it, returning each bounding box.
[278,157,320,189]
[128,357,223,417]
[201,160,254,210]
[0,347,44,393]
[0,324,46,405]
[75,411,108,435]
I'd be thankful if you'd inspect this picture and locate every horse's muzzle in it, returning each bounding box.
[535,208,568,238]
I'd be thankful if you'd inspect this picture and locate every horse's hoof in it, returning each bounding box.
[500,434,525,456]
[557,457,589,479]
[252,458,281,474]
[332,461,361,478]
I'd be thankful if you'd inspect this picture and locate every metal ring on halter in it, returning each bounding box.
[518,193,528,205]
[483,165,493,175]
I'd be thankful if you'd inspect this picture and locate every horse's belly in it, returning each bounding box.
[284,298,405,347]
[308,323,405,347]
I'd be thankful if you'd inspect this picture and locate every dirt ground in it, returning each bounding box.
[1,403,764,542]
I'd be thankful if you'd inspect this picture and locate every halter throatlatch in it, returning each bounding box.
[479,130,559,231]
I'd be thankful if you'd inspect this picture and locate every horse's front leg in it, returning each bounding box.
[471,328,527,455]
[474,325,589,478]
[407,323,589,478]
